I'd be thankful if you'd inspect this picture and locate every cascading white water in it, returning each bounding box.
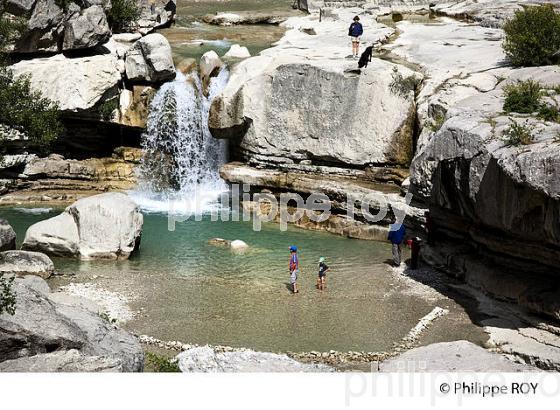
[131,68,230,214]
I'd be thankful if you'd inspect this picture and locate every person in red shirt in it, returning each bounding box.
[289,245,300,293]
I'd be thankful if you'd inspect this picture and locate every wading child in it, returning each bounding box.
[289,245,300,294]
[317,257,329,290]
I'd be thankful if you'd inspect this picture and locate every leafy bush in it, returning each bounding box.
[0,272,16,316]
[502,4,560,67]
[108,0,141,33]
[538,104,560,123]
[503,118,535,146]
[145,352,181,372]
[389,67,418,98]
[503,80,543,113]
[430,112,446,132]
[98,98,119,121]
[0,66,63,153]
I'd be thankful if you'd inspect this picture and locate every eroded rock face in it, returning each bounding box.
[62,5,111,51]
[0,220,16,252]
[0,251,55,279]
[125,33,176,83]
[410,67,560,272]
[0,278,143,372]
[209,13,417,168]
[22,192,143,260]
[10,53,121,112]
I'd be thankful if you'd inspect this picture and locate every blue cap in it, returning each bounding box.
[289,245,297,252]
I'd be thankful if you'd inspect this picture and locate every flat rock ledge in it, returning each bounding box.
[177,346,333,373]
[379,341,539,372]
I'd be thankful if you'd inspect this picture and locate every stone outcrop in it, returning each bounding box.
[176,345,333,372]
[0,277,143,372]
[125,33,176,83]
[10,53,121,112]
[0,349,122,372]
[220,162,424,237]
[381,17,560,319]
[379,341,537,372]
[0,251,55,278]
[9,1,111,53]
[199,50,223,92]
[0,220,16,251]
[202,10,297,26]
[209,11,418,168]
[22,192,143,259]
[0,150,140,205]
[5,0,177,54]
[62,5,111,51]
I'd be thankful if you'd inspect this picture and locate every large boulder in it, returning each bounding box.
[223,44,251,59]
[9,0,113,53]
[199,50,223,91]
[62,5,111,50]
[0,278,143,371]
[0,220,16,251]
[209,14,416,167]
[10,53,121,111]
[125,33,176,83]
[0,251,55,279]
[22,192,143,260]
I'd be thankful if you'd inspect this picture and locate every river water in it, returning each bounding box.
[160,0,298,61]
[3,207,488,353]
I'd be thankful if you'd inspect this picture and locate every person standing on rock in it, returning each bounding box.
[348,16,364,59]
[388,218,406,267]
[289,245,300,293]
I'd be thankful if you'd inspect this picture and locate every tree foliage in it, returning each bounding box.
[0,67,63,152]
[0,11,62,154]
[108,0,141,33]
[503,4,560,67]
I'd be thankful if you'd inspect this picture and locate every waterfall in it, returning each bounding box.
[131,68,230,214]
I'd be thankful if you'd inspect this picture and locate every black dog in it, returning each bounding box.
[358,46,374,69]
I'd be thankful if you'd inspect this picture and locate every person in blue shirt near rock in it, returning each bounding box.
[387,217,406,267]
[348,15,364,59]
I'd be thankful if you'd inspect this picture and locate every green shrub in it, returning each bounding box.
[503,118,535,146]
[538,104,560,122]
[0,272,16,316]
[99,311,118,324]
[54,0,74,11]
[145,352,181,373]
[389,67,418,98]
[98,98,119,121]
[503,80,542,113]
[430,112,446,132]
[108,0,141,33]
[502,4,560,67]
[0,66,63,153]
